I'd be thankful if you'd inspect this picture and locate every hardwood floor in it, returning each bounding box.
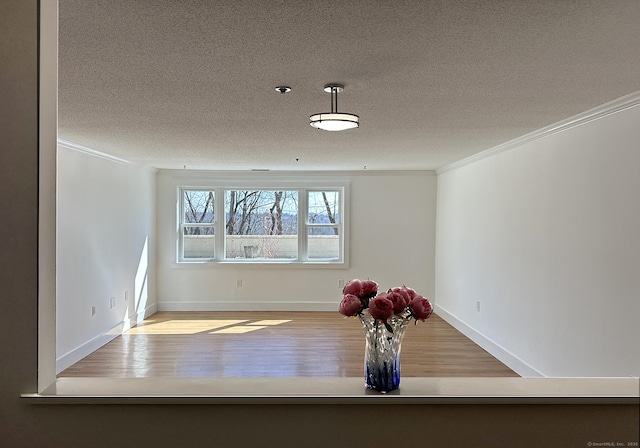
[58,311,519,378]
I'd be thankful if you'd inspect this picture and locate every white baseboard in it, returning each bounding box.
[56,303,158,374]
[157,301,338,312]
[434,304,545,378]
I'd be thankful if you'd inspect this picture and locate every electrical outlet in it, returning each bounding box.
[109,297,116,309]
[124,290,128,302]
[338,279,344,289]
[91,306,96,316]
[236,279,243,287]
[476,301,481,312]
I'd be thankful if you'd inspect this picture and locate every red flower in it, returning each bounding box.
[409,295,433,321]
[368,295,394,322]
[392,286,417,305]
[339,294,362,317]
[361,279,378,299]
[387,290,409,314]
[342,279,363,297]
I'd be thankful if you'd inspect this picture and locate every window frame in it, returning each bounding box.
[304,189,343,261]
[177,182,349,266]
[179,189,217,261]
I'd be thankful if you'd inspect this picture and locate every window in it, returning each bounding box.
[181,190,215,259]
[178,185,347,264]
[224,190,298,260]
[307,190,341,260]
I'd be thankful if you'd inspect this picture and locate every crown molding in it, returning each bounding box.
[436,90,640,174]
[57,138,159,173]
[157,168,436,177]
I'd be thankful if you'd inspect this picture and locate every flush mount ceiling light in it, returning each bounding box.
[310,84,359,131]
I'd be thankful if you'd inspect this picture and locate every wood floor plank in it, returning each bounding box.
[58,311,519,378]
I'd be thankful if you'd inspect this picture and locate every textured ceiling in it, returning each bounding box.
[58,0,640,171]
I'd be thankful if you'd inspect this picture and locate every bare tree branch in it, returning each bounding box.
[322,192,339,235]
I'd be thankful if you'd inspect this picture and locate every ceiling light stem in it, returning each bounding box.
[331,86,337,113]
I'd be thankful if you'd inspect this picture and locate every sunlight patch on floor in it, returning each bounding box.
[247,320,291,326]
[211,326,268,334]
[126,320,249,335]
[124,319,293,335]
[211,319,292,334]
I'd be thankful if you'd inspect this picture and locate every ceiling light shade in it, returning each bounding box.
[309,113,359,131]
[310,84,359,131]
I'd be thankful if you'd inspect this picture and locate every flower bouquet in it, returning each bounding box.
[338,278,433,392]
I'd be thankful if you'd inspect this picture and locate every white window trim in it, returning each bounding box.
[178,188,216,262]
[176,181,349,267]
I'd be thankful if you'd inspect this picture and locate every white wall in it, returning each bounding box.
[156,170,437,311]
[56,144,157,372]
[435,100,640,377]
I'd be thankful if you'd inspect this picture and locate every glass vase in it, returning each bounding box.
[359,311,410,393]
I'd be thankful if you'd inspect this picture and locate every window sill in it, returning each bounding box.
[22,377,639,405]
[172,260,348,269]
